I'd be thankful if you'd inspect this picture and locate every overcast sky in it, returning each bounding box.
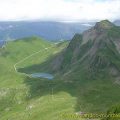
[0,0,120,22]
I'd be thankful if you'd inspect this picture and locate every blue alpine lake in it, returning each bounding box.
[30,73,54,80]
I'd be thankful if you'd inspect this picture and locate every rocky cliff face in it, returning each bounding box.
[51,20,120,80]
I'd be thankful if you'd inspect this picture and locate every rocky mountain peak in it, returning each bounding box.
[51,20,120,75]
[94,20,114,30]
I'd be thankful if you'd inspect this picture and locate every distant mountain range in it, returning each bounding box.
[0,21,94,42]
[0,20,119,47]
[114,20,120,26]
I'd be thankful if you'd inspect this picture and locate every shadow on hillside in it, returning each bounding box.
[24,76,79,100]
[18,53,58,74]
[18,56,83,112]
[17,54,85,112]
[23,72,86,113]
[18,55,120,113]
[21,70,120,113]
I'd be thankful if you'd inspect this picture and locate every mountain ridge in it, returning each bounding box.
[0,21,92,41]
[50,20,120,80]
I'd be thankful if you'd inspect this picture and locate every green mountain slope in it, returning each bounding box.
[0,37,73,120]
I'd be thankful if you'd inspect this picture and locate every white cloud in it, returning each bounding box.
[0,0,119,21]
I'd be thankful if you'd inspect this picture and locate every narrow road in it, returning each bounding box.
[13,42,61,75]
